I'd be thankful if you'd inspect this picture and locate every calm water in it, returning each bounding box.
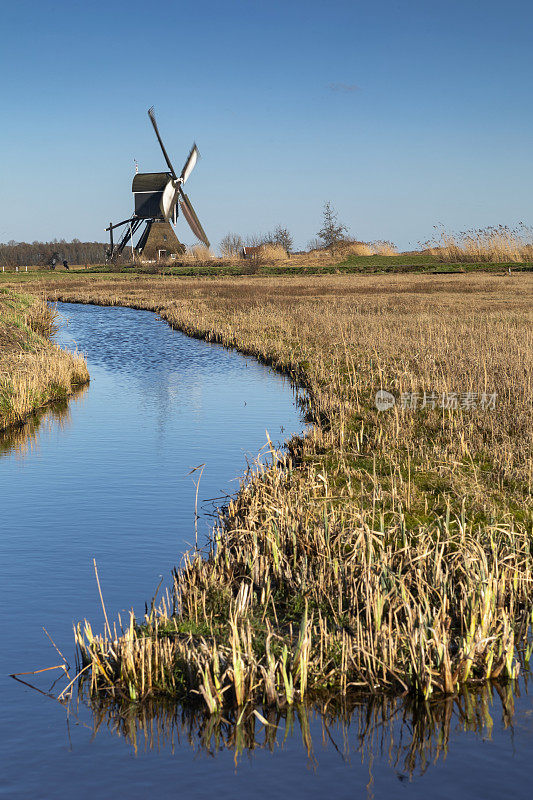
[0,303,531,799]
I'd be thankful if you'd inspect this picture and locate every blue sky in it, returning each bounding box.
[1,0,531,250]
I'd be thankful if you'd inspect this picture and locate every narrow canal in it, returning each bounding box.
[0,302,530,799]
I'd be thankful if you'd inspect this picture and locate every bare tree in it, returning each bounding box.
[245,233,264,247]
[246,226,294,253]
[317,202,348,248]
[220,232,243,258]
[272,225,293,253]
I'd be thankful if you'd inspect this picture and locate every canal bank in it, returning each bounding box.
[0,289,88,432]
[17,272,532,706]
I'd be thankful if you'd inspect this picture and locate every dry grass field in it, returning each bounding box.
[0,289,89,432]
[2,271,531,709]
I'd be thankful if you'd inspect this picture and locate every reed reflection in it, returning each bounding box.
[0,383,88,458]
[83,679,522,777]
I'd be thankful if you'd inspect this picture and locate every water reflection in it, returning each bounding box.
[0,384,88,458]
[82,681,522,775]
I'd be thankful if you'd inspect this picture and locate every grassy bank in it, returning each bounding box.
[3,272,531,709]
[2,251,532,281]
[0,288,89,432]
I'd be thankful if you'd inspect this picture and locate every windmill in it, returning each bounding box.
[106,107,210,262]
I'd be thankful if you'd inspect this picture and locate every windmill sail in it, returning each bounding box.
[180,144,199,183]
[179,191,210,247]
[147,107,177,179]
[160,179,179,221]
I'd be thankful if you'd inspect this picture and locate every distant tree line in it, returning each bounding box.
[3,203,355,267]
[0,239,107,267]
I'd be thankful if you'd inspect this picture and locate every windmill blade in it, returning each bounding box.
[160,179,180,221]
[147,106,177,179]
[179,190,210,247]
[180,143,199,183]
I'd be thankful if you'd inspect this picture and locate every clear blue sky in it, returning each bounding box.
[1,0,531,251]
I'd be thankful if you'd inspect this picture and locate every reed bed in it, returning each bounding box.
[0,290,89,431]
[7,272,531,709]
[427,224,533,263]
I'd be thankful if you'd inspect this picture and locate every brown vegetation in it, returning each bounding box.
[4,272,532,710]
[179,245,216,263]
[336,240,398,257]
[256,244,288,262]
[427,224,533,263]
[0,289,89,431]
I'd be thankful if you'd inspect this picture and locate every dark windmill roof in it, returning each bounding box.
[132,172,171,192]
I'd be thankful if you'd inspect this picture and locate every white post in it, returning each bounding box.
[25,266,28,272]
[16,266,18,272]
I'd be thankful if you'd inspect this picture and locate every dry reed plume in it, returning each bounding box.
[5,272,531,710]
[370,240,398,256]
[427,224,533,263]
[0,289,89,431]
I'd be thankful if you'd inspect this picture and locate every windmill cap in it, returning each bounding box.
[132,172,171,192]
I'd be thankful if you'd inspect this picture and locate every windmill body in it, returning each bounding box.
[106,109,209,263]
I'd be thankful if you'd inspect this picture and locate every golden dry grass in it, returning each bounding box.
[257,244,288,262]
[4,272,531,709]
[340,242,374,256]
[180,245,216,262]
[428,224,533,263]
[0,290,89,431]
[332,240,398,258]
